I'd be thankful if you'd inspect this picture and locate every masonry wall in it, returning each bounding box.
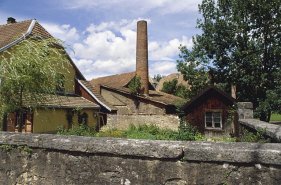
[106,114,180,130]
[0,132,281,185]
[101,88,166,114]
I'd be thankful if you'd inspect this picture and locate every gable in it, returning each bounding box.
[181,85,237,114]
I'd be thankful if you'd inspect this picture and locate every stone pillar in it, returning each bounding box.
[237,102,253,119]
[136,20,149,95]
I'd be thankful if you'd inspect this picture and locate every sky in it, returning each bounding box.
[0,0,203,80]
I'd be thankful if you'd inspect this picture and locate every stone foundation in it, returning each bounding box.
[106,114,180,131]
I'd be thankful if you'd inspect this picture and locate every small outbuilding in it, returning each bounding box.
[180,85,238,138]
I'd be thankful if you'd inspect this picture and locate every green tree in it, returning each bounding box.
[153,74,165,82]
[161,78,188,99]
[0,36,72,131]
[177,0,281,122]
[128,74,142,95]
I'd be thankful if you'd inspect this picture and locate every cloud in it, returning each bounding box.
[148,36,193,61]
[149,61,177,76]
[69,19,193,79]
[41,22,80,42]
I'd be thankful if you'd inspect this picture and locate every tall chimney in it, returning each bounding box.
[7,17,16,24]
[136,20,149,95]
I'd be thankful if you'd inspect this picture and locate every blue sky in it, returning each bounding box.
[0,0,202,80]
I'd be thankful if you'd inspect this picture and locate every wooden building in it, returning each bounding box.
[180,85,237,138]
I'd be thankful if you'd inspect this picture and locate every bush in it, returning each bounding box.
[177,117,203,141]
[126,124,178,140]
[57,124,96,137]
[238,127,269,143]
[97,128,127,138]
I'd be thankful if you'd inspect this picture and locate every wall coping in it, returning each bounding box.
[239,119,281,142]
[0,132,281,165]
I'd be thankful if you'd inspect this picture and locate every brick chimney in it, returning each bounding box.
[136,20,149,95]
[7,17,16,24]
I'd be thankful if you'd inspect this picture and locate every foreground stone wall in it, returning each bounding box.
[0,132,281,185]
[106,114,180,131]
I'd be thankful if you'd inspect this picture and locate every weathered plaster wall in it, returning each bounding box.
[33,108,98,133]
[101,88,166,114]
[106,114,180,131]
[0,132,281,185]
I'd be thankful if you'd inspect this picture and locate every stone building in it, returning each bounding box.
[89,20,185,130]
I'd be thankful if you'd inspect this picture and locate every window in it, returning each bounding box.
[205,111,222,128]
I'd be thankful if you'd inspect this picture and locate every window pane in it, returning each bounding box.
[215,122,221,127]
[206,118,212,122]
[213,113,221,118]
[206,122,212,127]
[206,112,212,118]
[214,118,221,123]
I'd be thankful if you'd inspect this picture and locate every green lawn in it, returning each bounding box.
[270,113,281,122]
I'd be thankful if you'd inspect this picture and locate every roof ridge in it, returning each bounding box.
[93,71,135,80]
[0,19,35,27]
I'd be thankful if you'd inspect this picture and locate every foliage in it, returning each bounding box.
[57,123,96,137]
[238,127,269,143]
[174,99,188,113]
[177,0,281,121]
[226,103,237,123]
[78,112,88,125]
[0,35,72,131]
[177,117,204,141]
[125,124,178,140]
[161,78,188,99]
[128,74,142,95]
[153,74,165,82]
[96,128,127,138]
[0,145,33,155]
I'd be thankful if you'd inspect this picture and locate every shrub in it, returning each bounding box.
[57,123,96,137]
[238,127,269,143]
[177,117,203,141]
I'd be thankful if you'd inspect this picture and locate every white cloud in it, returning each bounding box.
[148,36,193,61]
[41,22,80,42]
[70,19,192,79]
[149,61,177,76]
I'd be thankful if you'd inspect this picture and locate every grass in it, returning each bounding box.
[270,113,281,122]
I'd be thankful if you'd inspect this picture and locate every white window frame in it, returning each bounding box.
[205,110,222,128]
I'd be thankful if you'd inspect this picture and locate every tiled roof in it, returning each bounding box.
[90,72,185,106]
[0,19,53,50]
[25,94,100,109]
[90,72,136,90]
[78,79,117,111]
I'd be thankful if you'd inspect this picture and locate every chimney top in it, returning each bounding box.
[7,17,16,24]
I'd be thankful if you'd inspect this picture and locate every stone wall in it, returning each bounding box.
[106,114,180,130]
[0,132,281,184]
[237,102,281,142]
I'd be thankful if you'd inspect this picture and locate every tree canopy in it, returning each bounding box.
[0,36,72,131]
[161,78,188,99]
[177,0,281,121]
